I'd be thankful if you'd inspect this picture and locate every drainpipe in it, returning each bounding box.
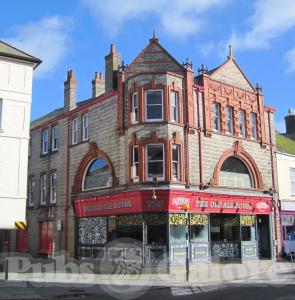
[184,123,189,187]
[267,110,279,259]
[64,113,71,261]
[195,89,203,188]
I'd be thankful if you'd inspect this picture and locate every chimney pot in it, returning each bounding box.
[92,71,105,98]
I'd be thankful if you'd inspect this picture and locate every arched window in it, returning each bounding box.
[83,158,112,190]
[219,157,252,188]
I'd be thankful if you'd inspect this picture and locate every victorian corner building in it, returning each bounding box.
[12,36,280,265]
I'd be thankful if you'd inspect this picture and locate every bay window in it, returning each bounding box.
[82,114,89,141]
[250,112,257,139]
[146,144,164,181]
[42,130,49,154]
[72,118,78,145]
[172,144,180,181]
[226,106,233,134]
[51,125,58,151]
[145,90,163,122]
[238,109,246,138]
[170,91,179,122]
[131,93,138,124]
[132,145,139,182]
[40,174,47,205]
[49,172,57,204]
[212,103,221,131]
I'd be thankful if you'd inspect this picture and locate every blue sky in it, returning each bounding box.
[1,0,295,132]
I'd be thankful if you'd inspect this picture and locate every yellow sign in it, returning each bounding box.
[15,221,27,230]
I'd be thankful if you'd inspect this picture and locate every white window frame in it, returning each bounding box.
[145,90,163,122]
[226,106,233,135]
[132,145,139,182]
[212,103,221,132]
[291,168,295,195]
[28,177,34,207]
[40,174,47,205]
[170,91,179,123]
[72,118,78,145]
[172,144,180,181]
[51,125,59,151]
[238,109,246,138]
[50,172,57,204]
[42,130,49,154]
[131,93,138,124]
[146,143,165,181]
[0,99,3,130]
[82,114,89,141]
[250,112,257,140]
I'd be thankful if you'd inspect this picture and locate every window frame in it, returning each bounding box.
[82,114,89,141]
[238,109,246,138]
[131,92,139,124]
[51,125,59,151]
[28,177,34,207]
[145,89,164,122]
[290,168,295,195]
[146,143,165,181]
[40,174,47,206]
[250,112,257,140]
[172,144,180,181]
[132,145,139,182]
[212,102,221,132]
[170,91,179,123]
[226,106,234,135]
[49,172,57,204]
[41,129,49,155]
[72,118,78,145]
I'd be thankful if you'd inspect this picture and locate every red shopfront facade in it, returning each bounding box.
[73,189,272,264]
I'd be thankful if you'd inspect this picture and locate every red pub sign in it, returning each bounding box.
[73,189,272,217]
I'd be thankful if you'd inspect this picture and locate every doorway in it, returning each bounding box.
[257,215,271,259]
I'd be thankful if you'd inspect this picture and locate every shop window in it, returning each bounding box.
[212,102,221,132]
[290,168,295,195]
[250,112,257,140]
[145,90,163,122]
[49,172,57,204]
[132,145,139,182]
[170,91,179,122]
[72,118,78,145]
[131,93,138,124]
[82,114,89,141]
[219,157,252,188]
[238,109,246,138]
[172,144,180,181]
[83,158,112,190]
[40,174,47,205]
[146,144,164,181]
[145,214,168,244]
[226,106,233,134]
[190,214,209,242]
[51,125,59,151]
[41,129,49,154]
[241,215,256,241]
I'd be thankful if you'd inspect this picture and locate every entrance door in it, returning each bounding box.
[257,215,271,259]
[39,221,53,255]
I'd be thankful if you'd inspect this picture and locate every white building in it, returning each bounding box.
[0,41,40,232]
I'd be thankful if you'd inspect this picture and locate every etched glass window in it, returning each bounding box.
[219,157,252,188]
[83,158,112,190]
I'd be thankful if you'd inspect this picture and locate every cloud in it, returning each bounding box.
[229,0,295,50]
[83,0,230,38]
[285,46,295,73]
[275,120,286,133]
[3,16,72,78]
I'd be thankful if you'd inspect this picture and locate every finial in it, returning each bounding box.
[153,29,156,39]
[228,44,232,59]
[150,29,159,43]
[67,69,74,80]
[182,58,193,69]
[198,64,208,74]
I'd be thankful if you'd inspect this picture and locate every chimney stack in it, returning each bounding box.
[64,69,77,111]
[105,44,120,94]
[285,108,295,136]
[92,72,105,98]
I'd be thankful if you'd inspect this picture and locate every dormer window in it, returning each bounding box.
[145,90,163,122]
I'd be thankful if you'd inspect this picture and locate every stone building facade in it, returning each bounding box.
[16,36,279,264]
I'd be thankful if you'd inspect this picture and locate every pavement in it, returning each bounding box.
[0,259,295,299]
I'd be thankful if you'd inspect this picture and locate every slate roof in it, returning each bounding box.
[276,131,295,155]
[0,40,41,68]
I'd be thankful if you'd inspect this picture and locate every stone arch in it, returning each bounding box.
[212,141,264,190]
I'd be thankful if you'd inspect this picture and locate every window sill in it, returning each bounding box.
[69,140,88,148]
[50,149,58,155]
[40,153,49,158]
